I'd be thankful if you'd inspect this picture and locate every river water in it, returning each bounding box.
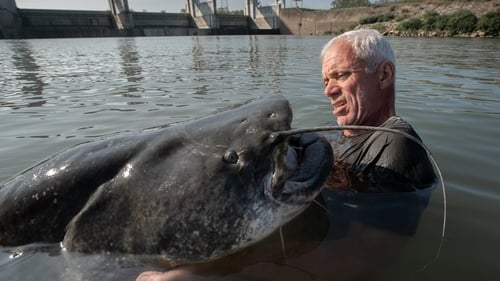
[0,35,498,281]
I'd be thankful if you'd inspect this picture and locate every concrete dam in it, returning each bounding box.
[0,0,282,39]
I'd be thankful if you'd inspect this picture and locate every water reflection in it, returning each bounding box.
[246,36,285,95]
[6,40,46,108]
[247,36,262,78]
[118,38,143,94]
[189,36,286,97]
[191,37,209,95]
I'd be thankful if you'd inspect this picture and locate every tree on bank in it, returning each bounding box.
[331,0,371,9]
[476,11,500,36]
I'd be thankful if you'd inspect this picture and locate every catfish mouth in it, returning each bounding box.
[265,132,333,206]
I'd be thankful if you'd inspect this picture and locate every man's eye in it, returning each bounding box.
[324,71,351,86]
[337,72,350,80]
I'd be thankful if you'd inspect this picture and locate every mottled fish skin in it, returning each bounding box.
[0,95,333,266]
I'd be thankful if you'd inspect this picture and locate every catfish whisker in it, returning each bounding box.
[279,226,286,258]
[312,199,332,215]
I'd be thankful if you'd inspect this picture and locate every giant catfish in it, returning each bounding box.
[0,95,333,266]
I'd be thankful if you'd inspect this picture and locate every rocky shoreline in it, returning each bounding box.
[366,1,499,38]
[279,1,499,37]
[356,1,499,38]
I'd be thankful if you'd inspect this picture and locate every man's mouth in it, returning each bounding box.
[333,101,347,115]
[333,100,346,108]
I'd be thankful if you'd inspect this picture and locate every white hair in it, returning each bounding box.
[320,29,396,73]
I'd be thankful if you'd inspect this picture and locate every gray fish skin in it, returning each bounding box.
[0,95,333,265]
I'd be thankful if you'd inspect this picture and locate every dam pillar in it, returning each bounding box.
[187,0,218,31]
[245,0,281,31]
[109,0,134,30]
[245,0,255,18]
[0,0,22,38]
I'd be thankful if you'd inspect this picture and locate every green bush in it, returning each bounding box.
[422,11,438,30]
[360,15,380,24]
[447,10,478,35]
[380,13,395,22]
[422,12,450,31]
[359,13,394,25]
[397,18,423,31]
[434,14,450,31]
[477,11,500,36]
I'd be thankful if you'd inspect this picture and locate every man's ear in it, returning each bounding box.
[377,61,394,89]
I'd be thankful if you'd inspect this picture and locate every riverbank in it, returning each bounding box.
[279,0,499,37]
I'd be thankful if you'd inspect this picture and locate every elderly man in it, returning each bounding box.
[321,29,436,192]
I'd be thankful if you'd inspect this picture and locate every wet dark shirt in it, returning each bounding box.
[321,116,437,193]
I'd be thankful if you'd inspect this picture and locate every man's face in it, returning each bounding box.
[322,42,384,128]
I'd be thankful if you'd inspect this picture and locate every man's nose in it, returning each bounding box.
[324,80,340,98]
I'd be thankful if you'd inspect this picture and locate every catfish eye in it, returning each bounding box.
[223,150,239,164]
